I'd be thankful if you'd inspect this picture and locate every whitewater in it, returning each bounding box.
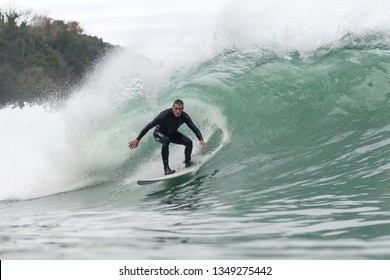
[1,0,390,259]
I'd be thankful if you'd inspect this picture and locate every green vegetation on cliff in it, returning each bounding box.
[0,8,114,106]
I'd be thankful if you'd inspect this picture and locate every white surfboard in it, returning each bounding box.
[137,163,199,185]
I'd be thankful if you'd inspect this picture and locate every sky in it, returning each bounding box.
[3,0,390,60]
[3,0,223,47]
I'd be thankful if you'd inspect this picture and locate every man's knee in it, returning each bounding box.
[184,138,193,147]
[154,131,170,145]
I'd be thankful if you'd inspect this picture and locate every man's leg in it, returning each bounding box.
[171,132,193,167]
[153,131,175,175]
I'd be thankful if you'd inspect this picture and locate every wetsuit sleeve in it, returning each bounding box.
[184,113,203,141]
[135,122,155,141]
[136,110,167,141]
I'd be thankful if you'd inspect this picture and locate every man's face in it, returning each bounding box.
[172,103,184,117]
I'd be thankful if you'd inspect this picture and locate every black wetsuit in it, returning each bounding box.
[136,108,203,166]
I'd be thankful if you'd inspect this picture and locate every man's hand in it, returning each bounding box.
[200,140,208,149]
[128,139,139,149]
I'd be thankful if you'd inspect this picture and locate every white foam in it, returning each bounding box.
[214,0,390,53]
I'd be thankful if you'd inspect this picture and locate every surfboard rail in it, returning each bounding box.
[137,163,199,185]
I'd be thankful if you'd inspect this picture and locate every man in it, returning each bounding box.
[128,99,207,175]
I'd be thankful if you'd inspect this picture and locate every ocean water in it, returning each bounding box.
[1,0,390,259]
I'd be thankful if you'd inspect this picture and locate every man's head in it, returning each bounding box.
[172,99,184,117]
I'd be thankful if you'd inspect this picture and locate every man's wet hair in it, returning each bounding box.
[173,99,184,107]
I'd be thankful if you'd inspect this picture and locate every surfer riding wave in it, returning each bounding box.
[128,99,207,175]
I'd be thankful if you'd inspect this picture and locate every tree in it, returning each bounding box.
[0,7,114,107]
